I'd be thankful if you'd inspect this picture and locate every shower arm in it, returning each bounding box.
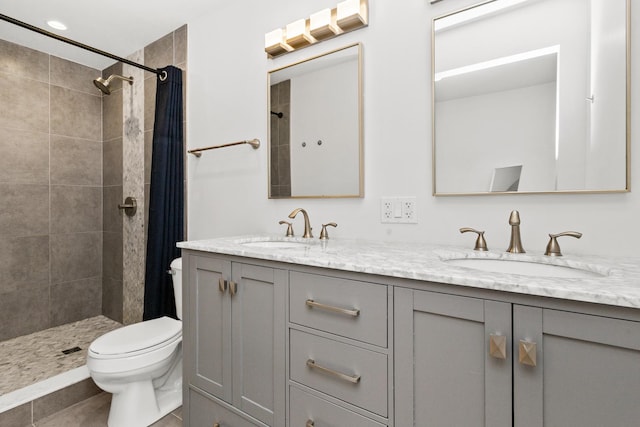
[0,13,166,79]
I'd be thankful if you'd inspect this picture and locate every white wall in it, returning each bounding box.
[187,0,639,258]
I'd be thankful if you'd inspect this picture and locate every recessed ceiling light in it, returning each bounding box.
[46,20,68,31]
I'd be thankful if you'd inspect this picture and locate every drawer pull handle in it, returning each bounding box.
[305,299,360,317]
[489,334,507,360]
[306,421,314,427]
[306,358,361,384]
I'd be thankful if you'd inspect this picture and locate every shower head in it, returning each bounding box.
[93,74,134,95]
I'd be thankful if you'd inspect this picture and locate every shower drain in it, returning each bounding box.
[61,346,82,355]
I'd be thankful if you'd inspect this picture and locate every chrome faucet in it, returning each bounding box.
[506,210,525,253]
[288,208,313,238]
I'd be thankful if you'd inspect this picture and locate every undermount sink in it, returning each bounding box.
[238,239,314,249]
[444,258,604,279]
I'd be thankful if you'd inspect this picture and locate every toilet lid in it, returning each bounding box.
[90,316,181,356]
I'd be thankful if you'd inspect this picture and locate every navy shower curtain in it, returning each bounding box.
[143,66,184,321]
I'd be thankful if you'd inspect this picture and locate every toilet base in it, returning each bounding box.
[107,380,182,427]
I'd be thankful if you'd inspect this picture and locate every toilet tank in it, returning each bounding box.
[170,258,183,320]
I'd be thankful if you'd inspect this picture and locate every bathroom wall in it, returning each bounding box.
[0,39,103,341]
[186,0,638,258]
[102,25,188,324]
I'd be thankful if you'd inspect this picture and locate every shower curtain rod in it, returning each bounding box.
[0,13,163,77]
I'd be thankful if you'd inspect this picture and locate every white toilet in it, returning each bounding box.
[87,258,183,427]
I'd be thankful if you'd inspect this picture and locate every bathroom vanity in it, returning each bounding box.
[179,236,640,427]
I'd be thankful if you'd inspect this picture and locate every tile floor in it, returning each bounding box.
[35,392,182,426]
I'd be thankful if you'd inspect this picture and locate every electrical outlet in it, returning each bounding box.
[381,197,417,223]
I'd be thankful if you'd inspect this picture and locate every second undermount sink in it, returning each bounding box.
[444,258,605,279]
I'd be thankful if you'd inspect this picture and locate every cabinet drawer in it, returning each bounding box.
[189,389,260,427]
[289,271,388,347]
[290,385,387,427]
[290,329,388,417]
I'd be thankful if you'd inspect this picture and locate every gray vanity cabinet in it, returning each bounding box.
[183,253,287,427]
[395,287,640,427]
[513,306,640,427]
[394,287,513,427]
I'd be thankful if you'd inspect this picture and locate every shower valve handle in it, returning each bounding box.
[118,197,137,217]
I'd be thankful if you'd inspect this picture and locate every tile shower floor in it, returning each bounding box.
[0,316,121,396]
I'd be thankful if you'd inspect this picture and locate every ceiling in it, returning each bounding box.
[0,0,222,70]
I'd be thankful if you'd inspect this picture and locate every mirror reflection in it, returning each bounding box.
[433,0,629,195]
[269,44,363,198]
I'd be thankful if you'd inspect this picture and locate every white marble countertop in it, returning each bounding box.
[178,235,640,309]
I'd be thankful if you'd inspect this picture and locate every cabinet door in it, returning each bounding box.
[231,263,286,427]
[189,389,261,427]
[187,255,233,403]
[514,306,640,427]
[395,288,512,427]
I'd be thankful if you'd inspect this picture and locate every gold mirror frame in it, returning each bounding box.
[431,0,631,196]
[268,43,364,199]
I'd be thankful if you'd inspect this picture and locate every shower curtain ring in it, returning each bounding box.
[159,70,168,81]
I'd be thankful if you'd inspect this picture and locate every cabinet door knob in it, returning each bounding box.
[489,334,507,359]
[218,277,227,293]
[306,420,315,427]
[229,280,238,297]
[518,340,537,367]
[213,423,220,427]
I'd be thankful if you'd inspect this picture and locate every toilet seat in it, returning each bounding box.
[89,316,181,359]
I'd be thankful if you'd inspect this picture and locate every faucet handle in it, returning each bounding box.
[460,227,488,251]
[319,222,337,240]
[544,231,582,256]
[278,220,294,237]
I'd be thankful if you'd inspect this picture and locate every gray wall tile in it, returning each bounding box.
[50,186,102,233]
[144,33,174,71]
[0,285,49,340]
[50,277,102,326]
[103,231,123,281]
[103,137,123,186]
[102,62,125,92]
[51,136,102,186]
[50,56,101,95]
[0,38,49,82]
[0,128,49,184]
[33,378,101,422]
[50,232,102,283]
[144,76,157,132]
[0,401,32,427]
[145,130,153,184]
[0,235,49,294]
[51,86,102,141]
[0,73,49,133]
[103,185,123,233]
[0,184,49,236]
[102,276,123,323]
[174,25,188,66]
[103,88,123,141]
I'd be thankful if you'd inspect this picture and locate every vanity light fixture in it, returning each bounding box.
[285,19,316,49]
[310,8,343,41]
[265,28,293,57]
[265,0,368,58]
[336,0,368,32]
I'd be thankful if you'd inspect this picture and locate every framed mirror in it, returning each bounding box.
[268,43,363,198]
[432,0,630,195]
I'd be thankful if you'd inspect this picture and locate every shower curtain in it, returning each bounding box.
[143,65,184,321]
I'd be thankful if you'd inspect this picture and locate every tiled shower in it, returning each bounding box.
[0,25,187,341]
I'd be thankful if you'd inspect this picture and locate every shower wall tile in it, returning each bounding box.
[103,88,123,142]
[0,184,49,236]
[0,285,49,341]
[50,277,102,327]
[145,130,153,184]
[50,185,102,233]
[144,76,157,132]
[50,56,101,95]
[0,73,49,133]
[174,25,188,66]
[0,401,31,427]
[0,235,49,295]
[102,62,124,92]
[103,231,123,282]
[102,276,123,323]
[103,186,124,233]
[50,232,102,283]
[51,136,102,186]
[0,39,49,82]
[50,86,102,141]
[103,137,123,186]
[32,378,101,422]
[144,33,174,71]
[0,128,49,184]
